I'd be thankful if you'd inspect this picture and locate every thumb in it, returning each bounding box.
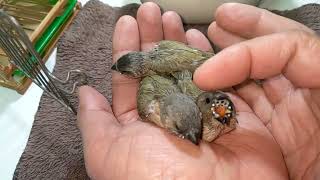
[77,86,120,175]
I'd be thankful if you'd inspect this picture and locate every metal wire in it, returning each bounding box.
[0,10,86,114]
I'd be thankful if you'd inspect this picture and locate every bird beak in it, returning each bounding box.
[186,132,200,145]
[111,63,118,71]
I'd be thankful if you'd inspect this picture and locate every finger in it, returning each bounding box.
[137,2,163,51]
[208,22,246,48]
[77,86,121,174]
[235,81,273,126]
[112,15,140,118]
[162,11,187,43]
[214,3,314,38]
[194,30,320,90]
[186,29,213,52]
[78,86,121,147]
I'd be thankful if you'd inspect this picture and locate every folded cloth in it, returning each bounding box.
[13,1,320,179]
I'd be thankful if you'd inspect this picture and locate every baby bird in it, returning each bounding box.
[196,92,238,142]
[111,40,214,78]
[137,74,202,145]
[174,70,238,142]
[112,40,237,145]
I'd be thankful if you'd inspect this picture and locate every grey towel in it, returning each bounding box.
[13,1,320,179]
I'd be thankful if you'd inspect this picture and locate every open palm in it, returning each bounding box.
[77,3,320,180]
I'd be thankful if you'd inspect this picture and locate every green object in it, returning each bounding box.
[35,0,77,56]
[13,0,77,76]
[12,69,26,85]
[49,0,59,5]
[13,69,25,77]
[12,72,26,84]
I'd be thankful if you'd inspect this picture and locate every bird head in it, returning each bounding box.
[174,122,202,145]
[196,91,237,128]
[111,52,148,78]
[161,93,203,145]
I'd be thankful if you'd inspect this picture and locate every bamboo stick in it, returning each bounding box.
[30,0,68,42]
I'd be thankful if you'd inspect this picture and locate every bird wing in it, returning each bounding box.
[137,75,180,126]
[156,40,195,50]
[148,41,214,75]
[171,70,203,101]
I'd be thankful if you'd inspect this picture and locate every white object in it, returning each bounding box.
[141,0,260,24]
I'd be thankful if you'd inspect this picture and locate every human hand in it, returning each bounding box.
[76,2,295,180]
[193,3,320,180]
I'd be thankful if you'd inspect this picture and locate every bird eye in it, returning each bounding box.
[205,97,210,104]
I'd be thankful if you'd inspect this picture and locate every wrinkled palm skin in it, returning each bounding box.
[77,2,320,180]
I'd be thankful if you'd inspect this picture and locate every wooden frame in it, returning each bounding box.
[0,1,81,94]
